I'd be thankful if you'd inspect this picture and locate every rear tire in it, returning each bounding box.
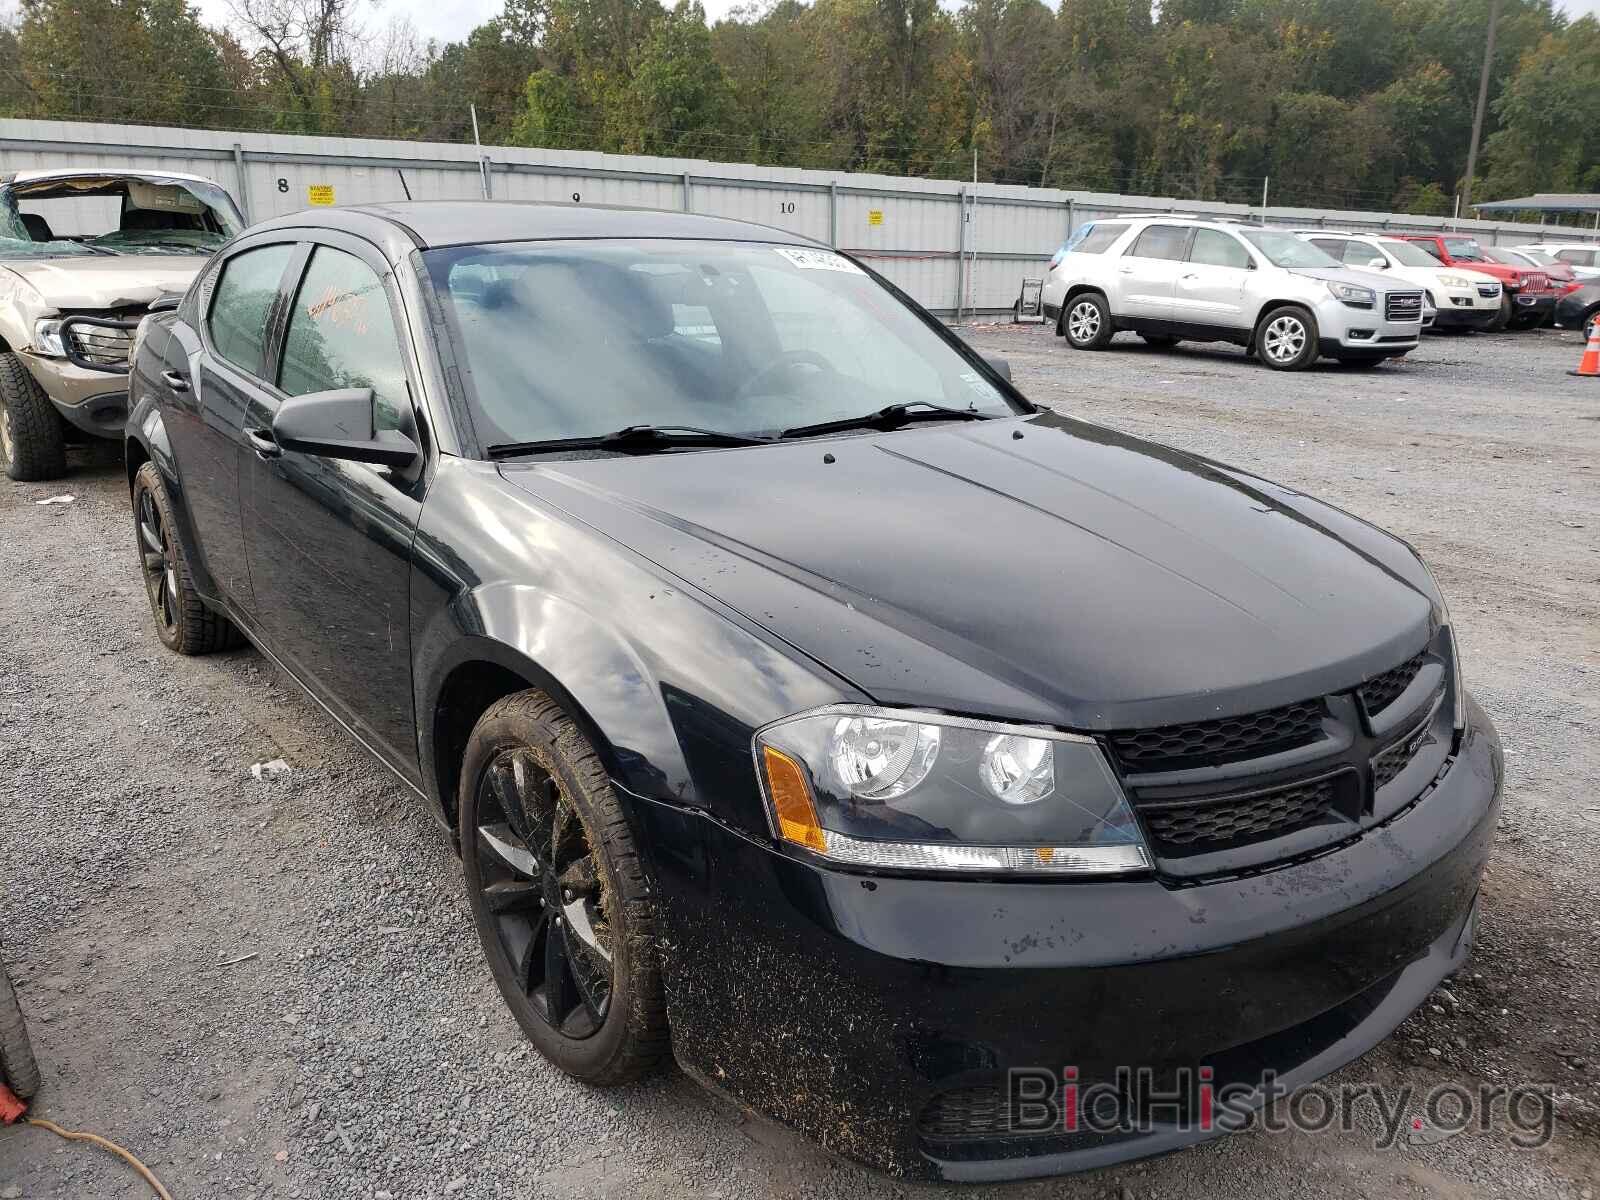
[132,462,243,655]
[0,352,65,482]
[0,961,40,1100]
[1061,293,1114,350]
[1255,306,1319,371]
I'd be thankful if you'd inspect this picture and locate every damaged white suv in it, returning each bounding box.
[1042,218,1425,370]
[0,169,244,481]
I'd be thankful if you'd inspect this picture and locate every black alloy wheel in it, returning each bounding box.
[137,480,181,645]
[472,747,615,1039]
[459,690,668,1084]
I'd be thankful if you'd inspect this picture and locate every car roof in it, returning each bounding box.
[1,168,221,187]
[248,200,826,262]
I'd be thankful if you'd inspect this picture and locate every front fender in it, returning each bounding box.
[409,459,858,840]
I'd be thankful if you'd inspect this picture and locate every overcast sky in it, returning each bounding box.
[193,0,1600,49]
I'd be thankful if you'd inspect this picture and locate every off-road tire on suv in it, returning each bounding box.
[133,462,244,655]
[0,959,40,1100]
[0,352,66,482]
[1256,305,1319,371]
[1061,292,1115,350]
[459,690,668,1086]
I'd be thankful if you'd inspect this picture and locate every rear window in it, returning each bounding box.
[1126,225,1191,261]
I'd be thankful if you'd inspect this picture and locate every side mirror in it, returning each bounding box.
[1367,257,1388,269]
[983,354,1012,382]
[272,387,419,470]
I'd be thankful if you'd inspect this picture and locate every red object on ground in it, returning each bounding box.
[1571,322,1600,377]
[0,1082,26,1124]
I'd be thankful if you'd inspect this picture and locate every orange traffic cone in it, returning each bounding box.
[1570,319,1600,377]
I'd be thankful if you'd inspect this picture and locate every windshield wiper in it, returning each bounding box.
[779,401,991,441]
[487,424,773,458]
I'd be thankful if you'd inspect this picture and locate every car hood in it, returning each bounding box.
[0,255,208,310]
[502,411,1438,731]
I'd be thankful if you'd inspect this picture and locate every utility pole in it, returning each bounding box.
[1461,0,1501,214]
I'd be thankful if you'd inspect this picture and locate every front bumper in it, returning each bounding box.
[1511,293,1556,322]
[630,697,1502,1182]
[1314,300,1421,356]
[20,351,129,440]
[1431,303,1498,330]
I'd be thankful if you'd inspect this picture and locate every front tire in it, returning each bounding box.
[132,462,242,655]
[1486,294,1512,332]
[1061,292,1114,350]
[459,690,668,1085]
[1256,306,1319,370]
[0,352,65,482]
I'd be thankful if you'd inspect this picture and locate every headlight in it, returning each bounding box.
[1437,273,1473,288]
[1326,281,1376,307]
[754,706,1150,875]
[1416,557,1466,732]
[32,318,65,357]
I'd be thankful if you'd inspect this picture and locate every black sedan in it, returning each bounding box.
[125,202,1501,1182]
[1556,281,1600,335]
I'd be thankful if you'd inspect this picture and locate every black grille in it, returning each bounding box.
[1361,652,1425,716]
[1372,738,1414,790]
[1139,777,1337,851]
[1385,292,1423,321]
[1108,700,1323,772]
[918,1084,1008,1142]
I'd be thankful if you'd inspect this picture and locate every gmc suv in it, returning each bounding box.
[1043,218,1424,370]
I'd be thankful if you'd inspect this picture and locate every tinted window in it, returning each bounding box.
[207,243,295,380]
[1188,229,1252,268]
[1127,225,1191,260]
[279,247,410,432]
[1557,248,1596,266]
[1073,223,1129,254]
[1308,238,1347,259]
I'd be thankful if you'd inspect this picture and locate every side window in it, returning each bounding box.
[207,243,295,380]
[1072,223,1130,255]
[1556,248,1594,267]
[1127,224,1190,261]
[279,247,410,432]
[1414,241,1445,263]
[1308,238,1346,258]
[1342,241,1384,267]
[1189,229,1252,269]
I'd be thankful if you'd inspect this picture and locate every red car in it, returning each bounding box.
[1397,234,1556,329]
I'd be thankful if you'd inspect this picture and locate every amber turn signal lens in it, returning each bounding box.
[761,745,826,852]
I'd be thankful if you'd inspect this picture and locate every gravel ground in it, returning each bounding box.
[1,323,1597,1200]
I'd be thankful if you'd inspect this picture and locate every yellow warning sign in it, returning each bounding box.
[308,184,336,206]
[867,209,884,226]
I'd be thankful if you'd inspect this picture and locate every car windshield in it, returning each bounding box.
[1238,230,1340,268]
[424,239,1024,450]
[1381,240,1446,268]
[1443,237,1489,262]
[0,175,242,257]
[1485,248,1533,267]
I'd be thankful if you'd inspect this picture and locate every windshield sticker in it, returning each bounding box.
[959,371,1002,402]
[773,247,864,275]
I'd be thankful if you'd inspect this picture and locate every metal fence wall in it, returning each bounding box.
[1,118,1590,319]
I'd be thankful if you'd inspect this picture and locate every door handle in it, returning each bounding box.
[244,427,281,459]
[1118,266,1134,274]
[160,369,190,393]
[1181,272,1199,280]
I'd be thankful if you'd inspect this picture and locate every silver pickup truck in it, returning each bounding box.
[0,169,244,481]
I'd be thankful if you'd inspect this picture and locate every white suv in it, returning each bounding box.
[1042,218,1425,370]
[1298,231,1502,332]
[1515,243,1600,280]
